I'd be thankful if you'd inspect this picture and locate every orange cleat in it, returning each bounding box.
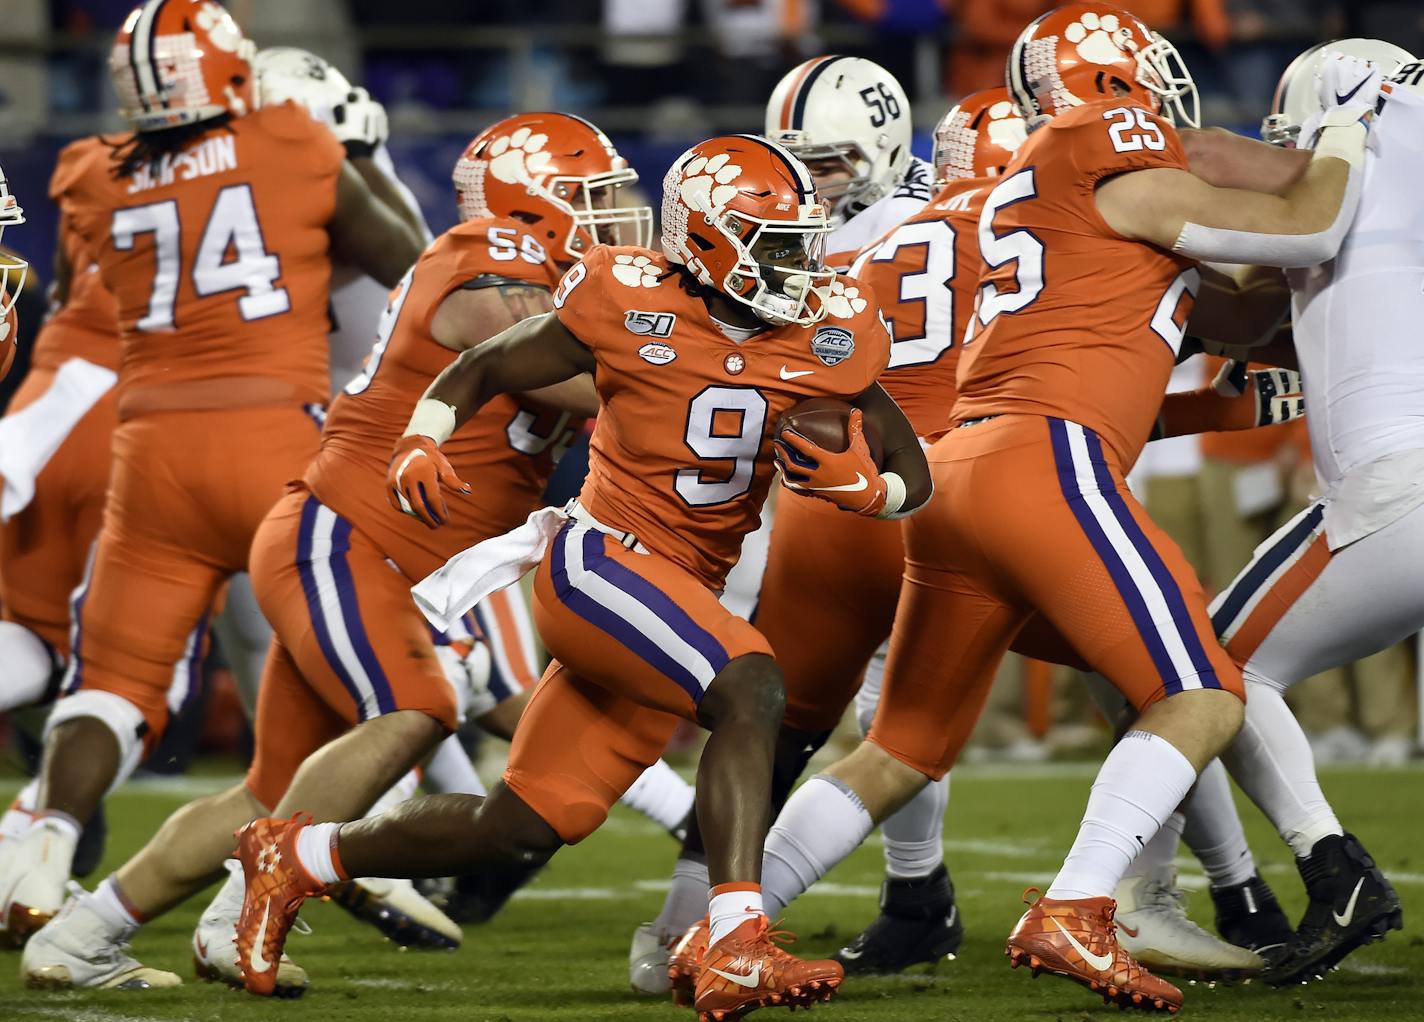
[694,916,842,1022]
[234,815,327,997]
[1006,891,1182,1013]
[669,914,709,1007]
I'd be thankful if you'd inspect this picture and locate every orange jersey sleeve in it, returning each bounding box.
[953,100,1199,469]
[849,178,989,440]
[35,138,122,372]
[555,245,890,589]
[306,216,568,581]
[57,102,344,415]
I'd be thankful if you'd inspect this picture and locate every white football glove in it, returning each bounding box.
[1212,359,1304,427]
[331,87,389,155]
[1300,53,1383,152]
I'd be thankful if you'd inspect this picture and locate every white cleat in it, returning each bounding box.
[22,885,180,990]
[325,876,462,949]
[1115,870,1264,980]
[629,921,675,995]
[192,860,309,997]
[0,818,76,948]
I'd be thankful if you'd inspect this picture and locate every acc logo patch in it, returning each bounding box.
[811,326,855,367]
[638,342,677,365]
[625,310,676,338]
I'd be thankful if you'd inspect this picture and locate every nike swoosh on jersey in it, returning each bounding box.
[1333,877,1365,927]
[1050,917,1114,972]
[708,963,762,987]
[249,898,273,974]
[811,473,869,493]
[779,366,815,380]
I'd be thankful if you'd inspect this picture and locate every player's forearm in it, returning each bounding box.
[1182,128,1310,194]
[1155,387,1255,439]
[349,156,426,242]
[519,374,599,419]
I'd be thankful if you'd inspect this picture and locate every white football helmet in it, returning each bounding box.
[0,164,26,319]
[254,47,354,126]
[1262,38,1415,146]
[765,56,912,220]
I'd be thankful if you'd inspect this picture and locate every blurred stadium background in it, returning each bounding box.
[1,0,1421,779]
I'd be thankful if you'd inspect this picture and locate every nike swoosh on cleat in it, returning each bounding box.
[838,947,864,960]
[779,366,815,380]
[1333,877,1365,927]
[811,473,869,493]
[1050,917,1114,972]
[708,963,762,987]
[946,906,958,929]
[249,899,273,974]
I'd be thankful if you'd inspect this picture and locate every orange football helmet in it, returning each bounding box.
[453,112,652,264]
[1007,3,1198,128]
[110,0,256,132]
[662,135,835,327]
[933,87,1029,183]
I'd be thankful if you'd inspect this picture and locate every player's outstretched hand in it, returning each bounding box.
[387,434,471,529]
[774,408,888,517]
[1212,359,1305,427]
[1302,52,1384,147]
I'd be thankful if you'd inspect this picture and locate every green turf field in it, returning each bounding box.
[0,763,1418,1021]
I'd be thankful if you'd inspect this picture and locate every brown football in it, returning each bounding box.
[775,397,884,468]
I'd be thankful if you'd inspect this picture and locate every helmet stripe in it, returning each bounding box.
[130,0,170,112]
[789,54,852,130]
[777,57,824,130]
[730,133,816,201]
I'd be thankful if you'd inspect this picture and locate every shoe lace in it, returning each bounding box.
[292,917,313,937]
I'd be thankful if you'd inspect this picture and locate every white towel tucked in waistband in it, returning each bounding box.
[412,506,568,631]
[0,357,118,522]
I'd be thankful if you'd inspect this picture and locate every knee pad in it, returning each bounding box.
[0,621,63,710]
[42,690,147,795]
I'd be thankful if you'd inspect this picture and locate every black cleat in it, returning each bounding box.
[831,864,964,976]
[1210,872,1294,968]
[1263,833,1403,986]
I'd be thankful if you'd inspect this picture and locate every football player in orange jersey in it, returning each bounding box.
[747,3,1381,1013]
[19,110,649,994]
[0,164,24,382]
[0,0,424,951]
[227,134,932,1018]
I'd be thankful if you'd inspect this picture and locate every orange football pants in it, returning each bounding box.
[243,490,458,808]
[869,414,1243,780]
[506,520,771,843]
[0,368,116,654]
[62,405,323,742]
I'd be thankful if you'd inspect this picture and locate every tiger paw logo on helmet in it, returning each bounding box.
[194,2,245,54]
[612,254,660,288]
[1063,12,1131,65]
[487,127,554,187]
[820,279,867,320]
[678,153,743,217]
[985,100,1027,153]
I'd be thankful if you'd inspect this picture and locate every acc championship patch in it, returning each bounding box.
[625,310,676,338]
[811,326,855,366]
[638,341,677,365]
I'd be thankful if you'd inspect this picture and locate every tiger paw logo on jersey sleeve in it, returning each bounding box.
[819,279,868,320]
[612,254,661,288]
[678,153,743,217]
[487,127,554,186]
[1063,12,1131,65]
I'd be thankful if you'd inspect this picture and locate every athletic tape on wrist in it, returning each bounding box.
[406,399,458,445]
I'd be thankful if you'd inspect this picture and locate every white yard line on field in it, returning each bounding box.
[12,1007,198,1022]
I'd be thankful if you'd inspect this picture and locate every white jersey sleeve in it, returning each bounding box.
[825,156,935,257]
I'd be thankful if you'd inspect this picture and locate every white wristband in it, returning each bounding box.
[405,398,458,445]
[877,471,907,519]
[1312,120,1368,172]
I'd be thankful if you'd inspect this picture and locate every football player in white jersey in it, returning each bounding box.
[1195,39,1417,984]
[764,55,935,258]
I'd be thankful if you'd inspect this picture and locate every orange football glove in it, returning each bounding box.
[773,408,888,517]
[387,434,471,529]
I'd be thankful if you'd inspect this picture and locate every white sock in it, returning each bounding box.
[652,855,709,939]
[881,773,948,880]
[1183,758,1257,887]
[422,735,486,797]
[708,884,764,946]
[0,622,55,712]
[762,775,874,917]
[294,821,343,884]
[1047,731,1197,901]
[202,860,245,920]
[92,875,143,939]
[31,810,81,846]
[1123,810,1185,880]
[619,760,694,834]
[1222,679,1342,858]
[0,779,39,843]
